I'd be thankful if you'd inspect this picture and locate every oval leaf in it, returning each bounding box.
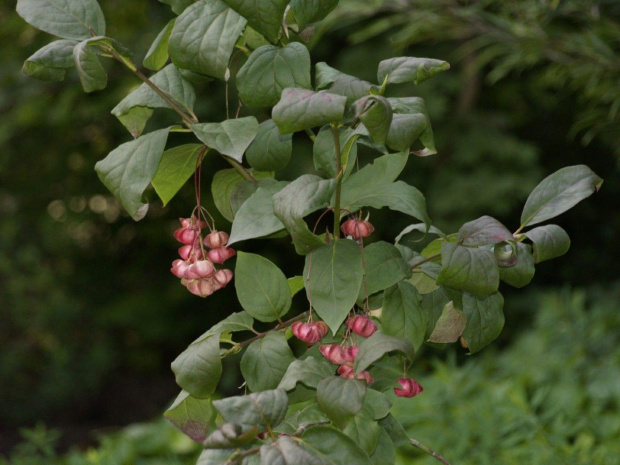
[212,389,289,431]
[498,242,536,288]
[272,88,347,134]
[377,57,450,85]
[317,376,366,428]
[246,120,293,171]
[240,332,295,392]
[278,356,336,391]
[191,117,259,163]
[382,282,428,350]
[223,0,288,43]
[151,144,204,206]
[22,39,77,82]
[437,243,499,297]
[171,333,222,398]
[523,224,571,263]
[17,0,105,40]
[353,332,415,373]
[458,215,513,246]
[164,390,214,443]
[462,292,504,354]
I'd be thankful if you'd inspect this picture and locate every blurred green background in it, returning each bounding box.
[1,0,618,463]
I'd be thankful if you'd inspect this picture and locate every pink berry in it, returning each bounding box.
[170,259,187,278]
[394,378,423,398]
[320,344,359,365]
[188,259,215,278]
[347,315,377,338]
[204,231,229,249]
[213,269,233,288]
[207,246,236,264]
[337,365,374,384]
[342,345,359,362]
[179,217,207,230]
[184,278,216,297]
[341,218,374,239]
[291,321,329,344]
[174,228,198,245]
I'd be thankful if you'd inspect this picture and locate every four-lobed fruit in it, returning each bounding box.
[337,365,374,384]
[341,217,375,239]
[394,378,423,398]
[320,344,359,365]
[347,315,377,337]
[291,321,329,343]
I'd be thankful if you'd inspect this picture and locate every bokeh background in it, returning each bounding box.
[1,0,618,464]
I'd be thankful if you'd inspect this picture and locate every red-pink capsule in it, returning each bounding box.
[347,315,377,338]
[178,245,193,261]
[341,218,374,240]
[337,365,374,384]
[171,259,187,278]
[213,269,233,288]
[204,231,229,249]
[320,344,348,365]
[394,378,423,398]
[184,278,216,297]
[291,321,329,344]
[342,345,359,362]
[174,228,198,245]
[207,246,236,264]
[189,259,215,278]
[179,217,208,230]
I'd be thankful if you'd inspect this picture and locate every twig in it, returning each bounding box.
[410,438,453,465]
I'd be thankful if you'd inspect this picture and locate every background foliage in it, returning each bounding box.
[1,0,618,460]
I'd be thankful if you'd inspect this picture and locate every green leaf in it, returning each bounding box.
[377,57,450,85]
[94,128,170,221]
[378,414,409,447]
[299,426,373,465]
[246,120,293,171]
[354,95,393,144]
[211,169,273,222]
[241,332,295,392]
[523,224,571,263]
[169,0,247,80]
[304,240,363,333]
[288,276,305,297]
[272,89,347,134]
[212,389,289,431]
[343,407,381,456]
[386,114,431,152]
[498,242,535,288]
[427,301,466,343]
[191,117,259,162]
[315,62,343,89]
[387,97,436,155]
[200,311,255,339]
[437,243,499,297]
[290,0,339,29]
[203,423,259,449]
[328,74,379,106]
[458,215,513,246]
[317,376,366,427]
[520,165,603,228]
[196,448,236,465]
[360,242,411,300]
[260,436,324,465]
[370,428,396,465]
[363,389,392,421]
[313,126,358,179]
[171,333,222,398]
[164,390,214,443]
[22,40,77,81]
[159,0,197,15]
[462,291,504,354]
[381,282,428,351]
[278,356,336,391]
[143,19,175,71]
[340,151,408,203]
[151,144,204,206]
[354,332,415,373]
[235,252,292,322]
[237,43,312,107]
[421,287,451,341]
[228,181,288,245]
[223,0,287,43]
[73,38,107,92]
[273,175,337,254]
[17,0,105,40]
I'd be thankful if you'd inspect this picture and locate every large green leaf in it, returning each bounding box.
[241,332,295,392]
[523,224,571,263]
[199,311,255,340]
[228,181,288,245]
[73,38,107,92]
[237,43,312,107]
[299,426,373,465]
[354,332,415,373]
[343,406,381,456]
[113,64,196,137]
[273,175,337,255]
[17,0,105,40]
[381,282,428,351]
[327,75,378,106]
[387,97,436,155]
[360,242,411,300]
[94,128,170,221]
[317,377,366,428]
[290,0,339,29]
[437,243,499,297]
[427,301,467,344]
[458,215,513,246]
[371,428,396,465]
[340,152,408,203]
[278,356,336,391]
[260,436,324,465]
[462,291,504,354]
[245,120,293,171]
[304,240,363,333]
[191,117,259,163]
[169,0,247,80]
[22,40,77,82]
[151,144,204,206]
[354,95,393,144]
[272,89,347,134]
[386,114,431,152]
[212,389,288,431]
[235,252,292,322]
[520,165,603,228]
[143,19,175,71]
[223,0,287,43]
[377,57,450,85]
[313,126,358,179]
[159,0,197,14]
[211,169,273,222]
[498,242,535,288]
[171,333,222,398]
[164,390,214,442]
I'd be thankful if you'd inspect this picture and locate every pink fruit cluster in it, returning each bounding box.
[394,378,423,398]
[291,321,329,344]
[170,217,235,297]
[347,315,377,337]
[341,217,374,240]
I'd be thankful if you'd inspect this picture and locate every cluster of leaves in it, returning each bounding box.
[16,0,603,464]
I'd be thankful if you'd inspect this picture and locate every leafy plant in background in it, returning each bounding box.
[16,0,603,463]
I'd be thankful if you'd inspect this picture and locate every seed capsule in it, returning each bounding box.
[347,315,377,337]
[204,231,230,248]
[394,378,423,398]
[341,218,374,239]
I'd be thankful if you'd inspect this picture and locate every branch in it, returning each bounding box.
[331,125,343,239]
[410,438,452,465]
[411,253,441,269]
